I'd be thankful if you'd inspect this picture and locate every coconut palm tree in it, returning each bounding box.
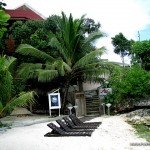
[0,56,35,117]
[16,12,114,111]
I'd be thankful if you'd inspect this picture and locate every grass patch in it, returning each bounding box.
[133,124,150,142]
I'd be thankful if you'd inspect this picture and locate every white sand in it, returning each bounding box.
[0,116,149,150]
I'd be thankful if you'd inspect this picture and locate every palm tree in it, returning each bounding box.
[0,56,35,117]
[16,12,114,111]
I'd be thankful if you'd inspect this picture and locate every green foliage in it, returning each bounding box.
[8,16,60,57]
[109,66,150,104]
[9,20,44,47]
[0,56,13,105]
[0,10,10,38]
[12,79,26,96]
[104,93,114,104]
[0,56,35,117]
[111,33,134,66]
[133,124,150,142]
[82,18,101,34]
[44,15,59,33]
[16,44,55,62]
[131,40,150,70]
[0,9,10,54]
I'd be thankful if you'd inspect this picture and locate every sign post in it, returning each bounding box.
[99,88,112,99]
[48,89,61,117]
[99,88,112,115]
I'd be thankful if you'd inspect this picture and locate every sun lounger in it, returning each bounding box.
[56,119,95,132]
[69,114,102,126]
[63,116,98,129]
[44,123,92,137]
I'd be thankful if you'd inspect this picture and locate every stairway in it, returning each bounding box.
[84,90,100,116]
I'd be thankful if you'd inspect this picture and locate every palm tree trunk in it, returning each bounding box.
[61,80,70,112]
[78,77,83,91]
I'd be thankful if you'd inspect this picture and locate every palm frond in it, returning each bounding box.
[0,70,12,105]
[71,60,116,82]
[37,69,58,82]
[56,59,72,75]
[16,44,55,62]
[62,61,72,72]
[73,47,105,69]
[81,68,109,82]
[4,56,17,74]
[84,31,104,44]
[45,60,72,76]
[0,102,3,112]
[54,12,85,64]
[49,37,68,61]
[17,63,42,80]
[72,66,108,78]
[0,91,36,116]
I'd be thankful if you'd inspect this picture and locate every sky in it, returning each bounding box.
[3,0,150,64]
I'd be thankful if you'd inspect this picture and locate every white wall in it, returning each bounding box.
[83,81,101,91]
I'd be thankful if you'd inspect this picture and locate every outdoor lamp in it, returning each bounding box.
[101,103,106,115]
[106,103,111,116]
[73,105,78,116]
[67,103,73,115]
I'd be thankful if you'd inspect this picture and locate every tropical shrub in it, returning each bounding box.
[0,9,10,38]
[109,66,150,110]
[0,56,35,117]
[0,9,10,54]
[131,40,150,70]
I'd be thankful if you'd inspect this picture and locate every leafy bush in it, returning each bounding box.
[104,93,114,104]
[0,56,35,117]
[109,66,150,107]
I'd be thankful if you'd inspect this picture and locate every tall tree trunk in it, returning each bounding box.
[121,55,125,67]
[61,80,70,112]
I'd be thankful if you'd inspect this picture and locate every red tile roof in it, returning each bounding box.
[5,4,45,20]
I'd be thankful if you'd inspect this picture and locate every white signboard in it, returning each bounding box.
[48,93,61,109]
[99,88,112,99]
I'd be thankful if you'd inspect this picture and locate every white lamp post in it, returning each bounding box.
[101,103,106,115]
[67,103,73,115]
[106,103,111,116]
[73,105,78,116]
[68,106,73,115]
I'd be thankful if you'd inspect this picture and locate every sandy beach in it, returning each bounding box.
[0,115,149,150]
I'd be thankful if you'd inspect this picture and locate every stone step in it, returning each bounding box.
[86,97,99,99]
[86,102,100,105]
[87,108,100,112]
[87,108,99,111]
[86,96,99,98]
[87,111,100,115]
[86,99,100,102]
[86,104,100,107]
[86,101,99,103]
[85,90,100,116]
[85,114,100,117]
